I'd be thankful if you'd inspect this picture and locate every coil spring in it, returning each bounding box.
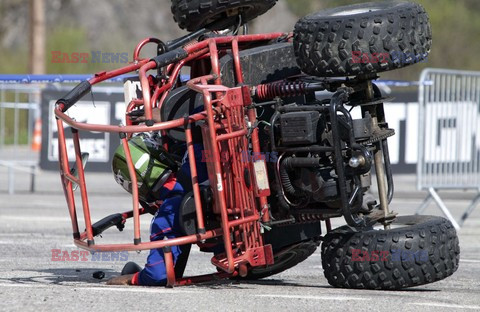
[297,213,324,223]
[274,213,324,227]
[183,39,199,50]
[255,81,307,101]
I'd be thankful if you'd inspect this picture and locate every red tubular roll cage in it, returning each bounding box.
[54,33,289,285]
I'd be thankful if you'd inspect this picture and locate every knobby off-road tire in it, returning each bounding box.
[238,240,319,280]
[171,0,277,32]
[293,1,432,77]
[321,215,460,290]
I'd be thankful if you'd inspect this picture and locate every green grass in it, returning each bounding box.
[0,108,30,145]
[0,90,33,145]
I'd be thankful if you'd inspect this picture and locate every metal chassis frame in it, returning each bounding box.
[54,33,287,285]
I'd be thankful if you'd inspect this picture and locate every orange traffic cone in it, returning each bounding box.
[31,118,42,151]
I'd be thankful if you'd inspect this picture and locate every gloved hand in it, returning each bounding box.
[128,108,161,123]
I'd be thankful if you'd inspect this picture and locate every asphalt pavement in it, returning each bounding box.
[0,168,479,312]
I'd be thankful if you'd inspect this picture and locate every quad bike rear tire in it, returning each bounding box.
[171,0,277,32]
[293,1,432,77]
[238,240,319,280]
[321,215,460,290]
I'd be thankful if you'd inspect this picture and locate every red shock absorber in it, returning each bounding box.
[254,81,308,101]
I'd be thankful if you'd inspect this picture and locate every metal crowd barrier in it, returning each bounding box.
[0,84,41,194]
[416,68,480,229]
[0,74,126,194]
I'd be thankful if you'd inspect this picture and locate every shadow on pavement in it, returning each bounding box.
[0,268,117,285]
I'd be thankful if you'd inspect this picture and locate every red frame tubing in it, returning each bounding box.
[198,86,235,273]
[57,119,80,239]
[55,32,288,284]
[164,247,176,287]
[185,125,206,233]
[121,135,141,244]
[72,129,94,245]
[133,37,163,62]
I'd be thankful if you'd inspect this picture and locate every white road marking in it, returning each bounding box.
[0,283,37,288]
[1,215,71,222]
[0,215,151,226]
[460,259,480,263]
[256,294,368,301]
[0,233,62,237]
[256,294,480,309]
[0,240,44,245]
[410,302,480,310]
[0,283,197,294]
[77,286,197,294]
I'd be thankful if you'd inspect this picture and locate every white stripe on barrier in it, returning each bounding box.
[416,68,480,228]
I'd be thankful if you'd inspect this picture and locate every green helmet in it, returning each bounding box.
[112,134,178,202]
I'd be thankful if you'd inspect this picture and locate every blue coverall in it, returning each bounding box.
[133,144,208,286]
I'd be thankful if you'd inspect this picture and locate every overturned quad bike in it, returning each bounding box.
[55,0,459,289]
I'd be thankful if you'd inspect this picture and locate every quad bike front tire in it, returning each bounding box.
[293,1,432,77]
[237,240,319,280]
[321,215,460,290]
[171,0,277,32]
